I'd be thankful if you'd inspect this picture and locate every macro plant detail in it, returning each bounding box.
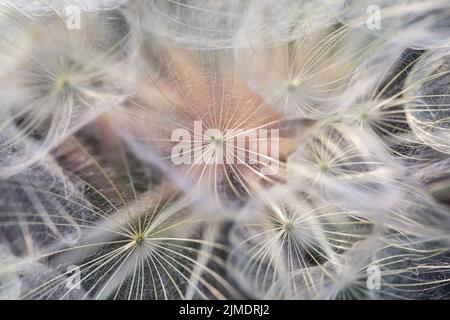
[1,0,450,301]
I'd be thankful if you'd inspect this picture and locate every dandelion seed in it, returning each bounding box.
[228,186,372,298]
[0,6,134,178]
[110,46,302,204]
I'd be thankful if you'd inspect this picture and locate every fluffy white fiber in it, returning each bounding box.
[1,0,450,300]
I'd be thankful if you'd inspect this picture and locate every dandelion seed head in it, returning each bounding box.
[2,0,450,301]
